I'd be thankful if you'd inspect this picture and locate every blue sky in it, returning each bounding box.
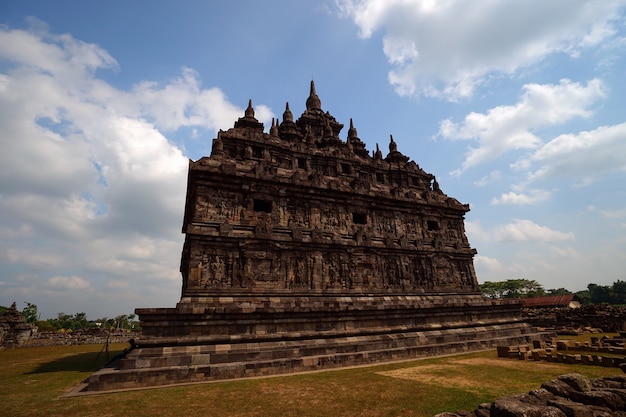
[1,1,625,319]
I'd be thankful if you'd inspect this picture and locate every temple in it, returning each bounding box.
[81,82,541,393]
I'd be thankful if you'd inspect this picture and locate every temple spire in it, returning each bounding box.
[348,118,358,139]
[283,102,293,123]
[305,80,322,111]
[244,99,255,118]
[389,134,397,152]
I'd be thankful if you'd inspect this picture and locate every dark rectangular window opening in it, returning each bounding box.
[252,146,263,158]
[376,172,385,183]
[353,212,367,224]
[298,158,307,169]
[341,163,352,174]
[254,199,273,213]
[427,220,440,231]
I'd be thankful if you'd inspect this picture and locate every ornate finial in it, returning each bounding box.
[306,80,322,111]
[270,118,279,137]
[245,99,255,118]
[389,134,397,152]
[348,118,358,139]
[283,102,293,123]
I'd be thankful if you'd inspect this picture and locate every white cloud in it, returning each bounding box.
[439,79,605,173]
[48,275,91,290]
[474,170,501,187]
[338,0,625,99]
[549,246,581,259]
[601,208,626,218]
[523,122,626,184]
[464,220,489,242]
[491,189,551,205]
[0,20,271,317]
[467,218,574,244]
[493,219,574,243]
[474,255,502,272]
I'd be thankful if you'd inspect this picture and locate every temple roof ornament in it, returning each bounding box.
[245,99,255,118]
[283,102,293,123]
[385,134,410,164]
[234,99,264,130]
[305,80,322,111]
[348,118,358,139]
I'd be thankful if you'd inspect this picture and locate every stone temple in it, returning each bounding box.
[82,82,541,392]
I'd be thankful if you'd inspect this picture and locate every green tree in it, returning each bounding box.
[480,281,507,298]
[546,288,572,296]
[21,302,39,324]
[480,279,545,298]
[587,283,611,304]
[611,280,626,304]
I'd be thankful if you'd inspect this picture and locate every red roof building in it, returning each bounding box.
[522,294,581,308]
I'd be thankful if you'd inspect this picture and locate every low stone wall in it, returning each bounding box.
[436,373,626,417]
[23,329,137,347]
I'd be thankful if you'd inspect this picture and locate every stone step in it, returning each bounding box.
[78,325,546,394]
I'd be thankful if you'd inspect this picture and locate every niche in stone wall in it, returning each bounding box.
[254,199,273,213]
[427,220,440,231]
[352,212,367,224]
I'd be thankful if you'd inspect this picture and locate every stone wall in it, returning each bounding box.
[22,329,136,347]
[436,373,626,417]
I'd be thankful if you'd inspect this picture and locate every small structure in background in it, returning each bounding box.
[0,302,37,348]
[523,294,581,309]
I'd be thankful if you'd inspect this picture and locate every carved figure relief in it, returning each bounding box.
[180,82,479,296]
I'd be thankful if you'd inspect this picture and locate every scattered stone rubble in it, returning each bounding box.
[497,337,626,370]
[524,305,626,333]
[435,373,626,417]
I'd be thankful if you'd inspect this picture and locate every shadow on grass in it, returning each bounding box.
[28,348,124,374]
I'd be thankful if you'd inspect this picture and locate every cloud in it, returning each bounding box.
[474,170,501,187]
[474,255,502,272]
[522,122,626,184]
[601,208,626,218]
[493,219,574,243]
[467,218,573,244]
[549,246,582,259]
[439,79,605,172]
[337,0,625,99]
[491,189,551,205]
[0,20,272,317]
[48,275,91,290]
[464,220,489,242]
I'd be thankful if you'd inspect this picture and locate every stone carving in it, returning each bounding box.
[78,82,542,393]
[180,80,477,297]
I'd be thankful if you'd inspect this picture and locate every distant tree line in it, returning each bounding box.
[479,279,626,305]
[0,302,140,332]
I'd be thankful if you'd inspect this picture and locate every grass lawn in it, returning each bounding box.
[0,343,622,417]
